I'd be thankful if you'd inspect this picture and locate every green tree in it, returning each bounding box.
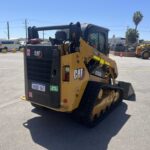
[133,11,143,31]
[126,28,139,44]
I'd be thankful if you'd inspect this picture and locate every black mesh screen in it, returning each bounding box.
[27,59,51,83]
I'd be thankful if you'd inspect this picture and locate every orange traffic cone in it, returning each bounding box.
[120,52,123,57]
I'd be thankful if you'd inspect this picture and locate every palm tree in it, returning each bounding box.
[133,11,143,31]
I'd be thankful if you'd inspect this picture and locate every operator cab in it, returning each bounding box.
[81,23,109,55]
[27,22,109,55]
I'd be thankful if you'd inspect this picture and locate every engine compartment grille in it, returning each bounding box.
[27,58,51,83]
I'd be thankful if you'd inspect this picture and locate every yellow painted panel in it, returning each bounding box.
[60,52,89,112]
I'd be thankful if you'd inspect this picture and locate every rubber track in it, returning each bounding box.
[72,81,123,127]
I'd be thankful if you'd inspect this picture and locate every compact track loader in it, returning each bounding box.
[23,22,134,127]
[136,44,150,59]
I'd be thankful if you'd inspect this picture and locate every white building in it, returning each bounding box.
[109,36,126,46]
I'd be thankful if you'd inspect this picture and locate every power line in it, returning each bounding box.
[0,19,150,39]
[0,19,25,23]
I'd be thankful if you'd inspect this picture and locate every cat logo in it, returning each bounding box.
[34,50,42,58]
[74,68,84,80]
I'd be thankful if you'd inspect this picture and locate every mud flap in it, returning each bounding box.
[118,81,136,101]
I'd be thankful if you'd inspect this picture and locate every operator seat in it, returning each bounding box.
[49,31,67,45]
[55,31,67,42]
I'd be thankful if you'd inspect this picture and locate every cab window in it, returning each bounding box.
[88,32,99,49]
[88,32,106,53]
[99,33,105,52]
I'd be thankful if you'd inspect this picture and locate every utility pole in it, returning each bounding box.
[43,30,44,40]
[25,19,28,40]
[7,21,10,40]
[126,26,129,45]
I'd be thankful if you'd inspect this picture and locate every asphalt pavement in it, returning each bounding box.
[0,53,150,150]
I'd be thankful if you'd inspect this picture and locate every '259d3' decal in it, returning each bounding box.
[74,68,84,80]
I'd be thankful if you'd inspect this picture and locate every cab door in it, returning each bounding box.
[86,26,108,55]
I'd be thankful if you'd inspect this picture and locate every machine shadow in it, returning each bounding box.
[23,102,130,150]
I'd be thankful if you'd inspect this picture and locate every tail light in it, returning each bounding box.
[63,65,70,81]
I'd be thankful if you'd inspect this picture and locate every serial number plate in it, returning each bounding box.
[32,83,46,92]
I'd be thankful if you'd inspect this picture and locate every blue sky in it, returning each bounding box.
[0,0,150,40]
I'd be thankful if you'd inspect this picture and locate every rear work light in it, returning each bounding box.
[63,65,70,81]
